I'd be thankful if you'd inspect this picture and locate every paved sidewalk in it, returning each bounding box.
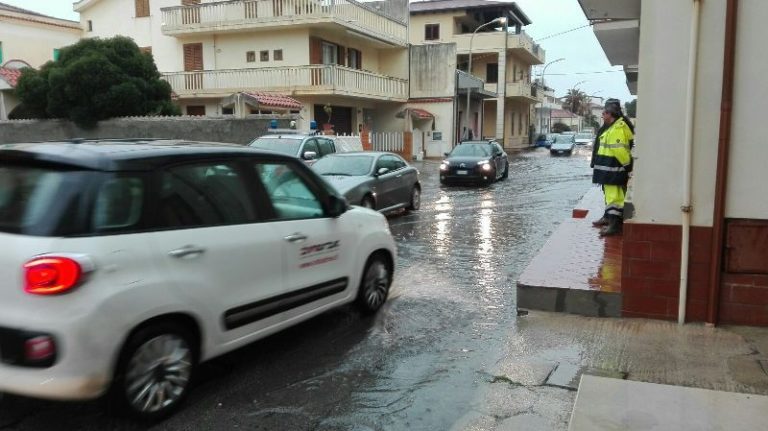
[517,187,624,316]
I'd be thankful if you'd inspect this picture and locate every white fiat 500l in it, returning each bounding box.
[0,140,396,420]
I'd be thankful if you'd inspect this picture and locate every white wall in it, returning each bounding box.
[409,101,454,157]
[726,0,768,219]
[214,29,310,69]
[631,0,725,226]
[0,18,80,68]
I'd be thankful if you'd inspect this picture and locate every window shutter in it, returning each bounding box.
[337,46,346,66]
[183,43,203,71]
[135,0,150,18]
[309,38,322,64]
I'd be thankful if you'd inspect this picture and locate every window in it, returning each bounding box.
[273,49,283,61]
[186,106,205,116]
[92,177,144,232]
[260,50,269,62]
[301,139,320,159]
[140,46,152,55]
[513,64,518,82]
[88,20,93,32]
[255,163,324,220]
[135,0,150,18]
[222,107,234,115]
[486,63,498,84]
[376,155,402,173]
[347,48,361,70]
[316,139,335,157]
[510,112,515,135]
[321,42,337,65]
[246,51,256,62]
[425,24,440,41]
[52,48,60,61]
[518,112,523,135]
[158,163,256,228]
[0,42,3,64]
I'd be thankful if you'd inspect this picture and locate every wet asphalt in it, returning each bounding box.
[0,146,595,430]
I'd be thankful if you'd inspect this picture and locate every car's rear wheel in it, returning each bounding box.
[361,195,376,210]
[407,186,421,211]
[111,322,197,422]
[355,254,392,314]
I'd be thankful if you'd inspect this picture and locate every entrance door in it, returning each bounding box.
[183,43,203,90]
[313,105,353,135]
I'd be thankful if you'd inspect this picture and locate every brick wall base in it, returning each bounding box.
[621,222,768,325]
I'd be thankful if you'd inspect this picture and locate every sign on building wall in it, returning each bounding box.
[432,132,442,141]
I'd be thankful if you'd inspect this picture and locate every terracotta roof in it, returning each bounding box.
[0,67,23,88]
[241,92,303,110]
[0,2,47,17]
[551,109,580,119]
[410,108,434,119]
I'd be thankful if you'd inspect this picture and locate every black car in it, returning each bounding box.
[439,140,509,185]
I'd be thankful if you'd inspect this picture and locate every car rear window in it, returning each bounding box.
[249,138,302,156]
[0,164,89,236]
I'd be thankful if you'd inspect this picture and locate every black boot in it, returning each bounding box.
[592,216,609,227]
[599,216,623,236]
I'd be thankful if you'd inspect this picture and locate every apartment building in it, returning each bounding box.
[580,0,768,326]
[409,0,545,151]
[74,0,410,135]
[0,2,80,119]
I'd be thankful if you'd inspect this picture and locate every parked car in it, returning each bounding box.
[313,152,420,213]
[574,133,594,146]
[0,139,396,421]
[440,140,509,185]
[535,133,557,148]
[248,133,337,165]
[550,133,576,155]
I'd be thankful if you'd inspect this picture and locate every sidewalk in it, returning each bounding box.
[517,186,623,317]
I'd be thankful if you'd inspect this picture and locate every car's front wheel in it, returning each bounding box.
[110,322,197,421]
[355,254,392,314]
[501,162,509,180]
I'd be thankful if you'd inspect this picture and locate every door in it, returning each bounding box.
[148,161,286,341]
[183,43,203,90]
[373,155,406,209]
[253,161,354,311]
[388,154,415,205]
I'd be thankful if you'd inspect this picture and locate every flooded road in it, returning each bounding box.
[0,146,594,430]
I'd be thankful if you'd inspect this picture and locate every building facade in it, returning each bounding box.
[580,0,768,326]
[409,0,545,151]
[74,0,410,135]
[0,3,80,119]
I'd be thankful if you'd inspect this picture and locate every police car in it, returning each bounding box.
[0,139,396,420]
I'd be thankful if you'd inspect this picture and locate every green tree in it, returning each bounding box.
[15,36,180,128]
[563,89,589,116]
[552,122,572,133]
[624,99,637,117]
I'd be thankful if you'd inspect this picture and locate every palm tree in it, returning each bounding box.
[563,89,589,116]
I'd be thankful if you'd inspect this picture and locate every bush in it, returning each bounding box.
[14,36,180,128]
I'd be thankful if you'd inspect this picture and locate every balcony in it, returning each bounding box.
[505,81,539,102]
[160,0,407,47]
[162,64,408,101]
[454,31,545,65]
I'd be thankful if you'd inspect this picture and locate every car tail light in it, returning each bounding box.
[24,256,83,295]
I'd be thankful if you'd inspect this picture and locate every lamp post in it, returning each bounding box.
[538,57,564,135]
[464,16,507,141]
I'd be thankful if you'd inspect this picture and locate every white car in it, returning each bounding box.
[574,133,594,145]
[0,139,396,421]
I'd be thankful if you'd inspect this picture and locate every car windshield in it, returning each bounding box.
[248,138,302,156]
[313,155,374,176]
[547,134,559,140]
[554,135,574,143]
[0,164,88,236]
[450,144,490,157]
[576,134,592,139]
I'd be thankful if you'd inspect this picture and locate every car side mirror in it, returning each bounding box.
[327,194,348,218]
[376,167,390,176]
[303,151,317,160]
[443,152,450,157]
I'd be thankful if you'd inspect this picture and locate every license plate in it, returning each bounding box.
[456,170,468,175]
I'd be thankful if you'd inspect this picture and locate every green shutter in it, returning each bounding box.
[53,48,60,61]
[0,42,4,64]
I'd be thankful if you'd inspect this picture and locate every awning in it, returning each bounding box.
[221,92,303,110]
[396,108,435,119]
[0,67,23,88]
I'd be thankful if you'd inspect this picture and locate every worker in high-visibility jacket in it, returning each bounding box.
[591,99,634,236]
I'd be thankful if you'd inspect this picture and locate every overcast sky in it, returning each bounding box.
[4,0,634,104]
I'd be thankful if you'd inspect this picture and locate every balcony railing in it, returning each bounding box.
[454,30,545,64]
[161,0,407,46]
[162,64,408,101]
[505,81,540,101]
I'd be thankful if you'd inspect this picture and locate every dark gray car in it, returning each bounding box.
[312,152,421,213]
[439,140,509,185]
[249,134,336,165]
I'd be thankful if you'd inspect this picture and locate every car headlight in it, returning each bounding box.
[480,163,492,171]
[440,161,449,171]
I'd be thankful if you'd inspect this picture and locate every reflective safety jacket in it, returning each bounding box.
[592,117,633,185]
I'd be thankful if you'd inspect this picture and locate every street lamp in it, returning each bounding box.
[464,16,507,141]
[538,57,564,134]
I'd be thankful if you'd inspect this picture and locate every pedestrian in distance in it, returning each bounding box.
[591,99,634,236]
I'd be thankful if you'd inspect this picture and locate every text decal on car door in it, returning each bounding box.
[299,240,340,268]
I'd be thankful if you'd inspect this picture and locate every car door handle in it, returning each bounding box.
[284,233,308,243]
[168,245,206,259]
